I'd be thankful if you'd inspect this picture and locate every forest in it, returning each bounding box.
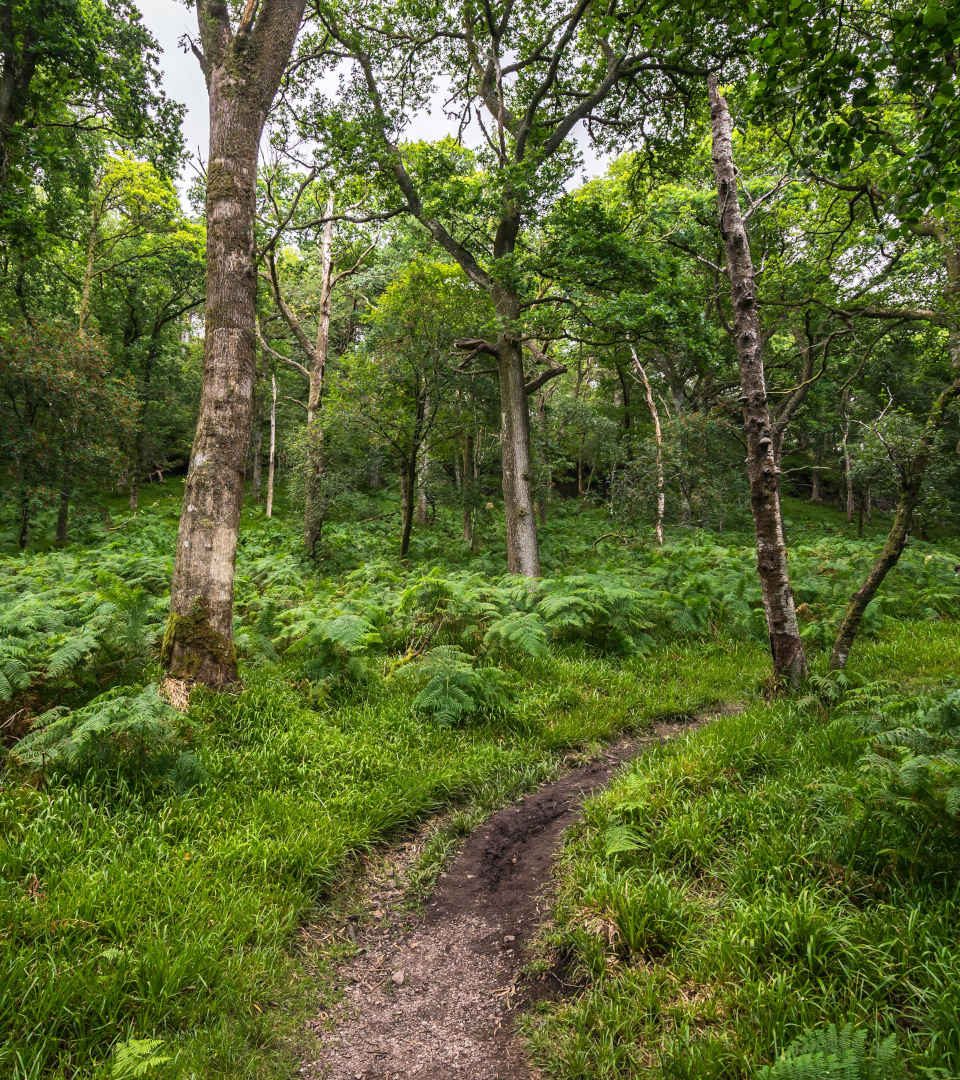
[1,0,959,1077]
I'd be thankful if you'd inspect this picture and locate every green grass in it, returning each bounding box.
[2,486,959,1078]
[523,621,960,1079]
[1,639,764,1078]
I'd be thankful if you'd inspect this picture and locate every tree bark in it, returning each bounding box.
[55,486,70,546]
[708,76,807,688]
[495,298,540,575]
[163,0,305,689]
[304,192,334,557]
[462,430,476,549]
[266,372,277,519]
[400,457,416,558]
[17,487,30,550]
[630,347,665,546]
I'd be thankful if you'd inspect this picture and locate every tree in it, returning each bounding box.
[163,0,306,691]
[305,0,708,574]
[708,77,807,688]
[0,321,136,548]
[257,167,375,556]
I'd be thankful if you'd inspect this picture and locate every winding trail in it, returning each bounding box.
[300,718,698,1080]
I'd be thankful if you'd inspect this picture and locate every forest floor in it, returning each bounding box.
[301,720,699,1080]
[3,489,960,1078]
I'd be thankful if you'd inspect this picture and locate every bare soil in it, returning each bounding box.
[300,718,698,1080]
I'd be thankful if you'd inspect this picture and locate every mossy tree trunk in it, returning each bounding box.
[164,0,305,690]
[708,76,807,689]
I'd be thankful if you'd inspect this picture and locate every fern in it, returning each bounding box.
[110,1037,172,1078]
[482,610,549,660]
[756,1024,903,1080]
[11,685,202,790]
[412,647,512,726]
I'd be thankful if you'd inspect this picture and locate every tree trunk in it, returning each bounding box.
[708,76,807,688]
[250,408,263,503]
[163,0,305,691]
[17,487,30,550]
[842,424,855,523]
[630,347,665,546]
[462,431,475,548]
[415,454,429,524]
[400,456,416,558]
[830,376,960,669]
[304,192,334,557]
[266,372,277,519]
[55,486,70,546]
[495,305,540,576]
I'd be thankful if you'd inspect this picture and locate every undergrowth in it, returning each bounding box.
[523,621,960,1078]
[2,486,958,1077]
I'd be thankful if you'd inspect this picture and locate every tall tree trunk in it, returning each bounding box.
[250,406,263,503]
[55,486,70,546]
[265,372,277,519]
[495,300,540,575]
[708,76,807,688]
[630,347,665,546]
[842,420,855,524]
[462,430,476,548]
[399,456,416,558]
[304,192,334,558]
[415,444,429,525]
[831,375,960,669]
[17,487,30,550]
[163,0,304,690]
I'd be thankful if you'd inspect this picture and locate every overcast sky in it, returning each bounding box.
[137,0,605,188]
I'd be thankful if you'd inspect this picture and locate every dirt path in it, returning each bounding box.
[300,718,696,1080]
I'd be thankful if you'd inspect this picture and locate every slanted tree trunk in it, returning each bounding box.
[630,347,665,546]
[831,375,960,669]
[708,76,807,688]
[163,0,305,690]
[265,373,277,519]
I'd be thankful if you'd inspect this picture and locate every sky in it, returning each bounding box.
[137,0,605,188]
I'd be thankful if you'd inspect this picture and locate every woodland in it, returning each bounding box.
[1,0,960,1077]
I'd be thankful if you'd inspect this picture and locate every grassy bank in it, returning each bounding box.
[525,620,960,1078]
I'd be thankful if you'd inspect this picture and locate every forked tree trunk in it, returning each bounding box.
[630,347,665,546]
[265,373,277,519]
[708,76,807,688]
[831,375,960,669]
[163,0,305,689]
[496,318,540,576]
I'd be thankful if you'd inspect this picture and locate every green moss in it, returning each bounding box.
[161,598,236,682]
